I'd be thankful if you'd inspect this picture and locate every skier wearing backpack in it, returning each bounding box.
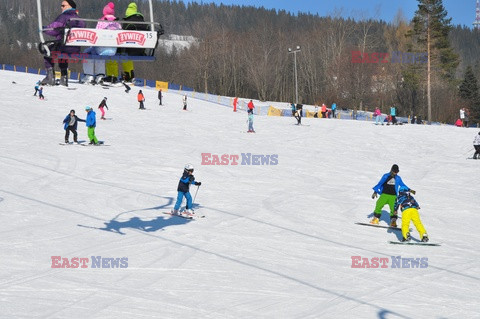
[395,187,428,242]
[371,164,415,227]
[171,164,201,217]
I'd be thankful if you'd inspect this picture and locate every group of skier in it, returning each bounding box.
[62,98,106,145]
[370,164,428,243]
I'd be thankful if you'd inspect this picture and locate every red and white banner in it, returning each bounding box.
[65,28,157,49]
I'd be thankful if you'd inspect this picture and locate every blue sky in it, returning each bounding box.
[189,0,477,28]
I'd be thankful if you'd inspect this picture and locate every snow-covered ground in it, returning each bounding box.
[0,70,479,318]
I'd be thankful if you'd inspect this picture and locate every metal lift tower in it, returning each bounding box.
[474,0,480,29]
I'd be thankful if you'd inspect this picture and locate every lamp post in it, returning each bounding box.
[288,46,301,105]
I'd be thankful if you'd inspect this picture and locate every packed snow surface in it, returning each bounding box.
[0,70,479,318]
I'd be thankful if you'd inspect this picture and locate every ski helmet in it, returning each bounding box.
[391,164,399,173]
[184,163,194,171]
[85,106,92,111]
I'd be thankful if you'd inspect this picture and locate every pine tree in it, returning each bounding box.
[408,0,459,124]
[459,66,480,124]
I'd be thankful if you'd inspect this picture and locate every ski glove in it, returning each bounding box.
[410,189,416,195]
[372,192,377,199]
[195,182,201,186]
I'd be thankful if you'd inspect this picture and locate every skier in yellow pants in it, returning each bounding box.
[395,187,429,242]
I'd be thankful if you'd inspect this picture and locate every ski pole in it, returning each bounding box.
[464,148,474,155]
[192,185,200,206]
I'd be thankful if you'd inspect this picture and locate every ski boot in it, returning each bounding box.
[421,234,429,242]
[41,68,55,86]
[183,209,195,217]
[370,217,379,225]
[171,209,180,216]
[402,232,411,242]
[390,216,398,228]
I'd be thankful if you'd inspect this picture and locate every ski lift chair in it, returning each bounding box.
[37,0,164,62]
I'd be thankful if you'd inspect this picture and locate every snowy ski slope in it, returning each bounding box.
[0,70,479,318]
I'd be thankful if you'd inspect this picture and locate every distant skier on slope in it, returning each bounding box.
[247,109,255,133]
[38,86,45,100]
[171,164,201,217]
[138,90,145,109]
[63,109,85,143]
[247,100,254,113]
[395,187,428,242]
[34,81,41,96]
[98,97,109,120]
[473,132,480,159]
[370,164,415,227]
[294,104,303,125]
[183,94,187,110]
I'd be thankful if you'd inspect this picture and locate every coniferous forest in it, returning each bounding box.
[1,0,479,123]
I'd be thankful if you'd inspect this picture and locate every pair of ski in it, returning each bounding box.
[163,211,205,220]
[355,222,440,246]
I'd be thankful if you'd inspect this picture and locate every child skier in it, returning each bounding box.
[171,164,201,216]
[63,109,85,143]
[38,86,45,100]
[473,132,480,159]
[138,90,145,109]
[247,109,255,133]
[98,97,109,120]
[395,187,428,242]
[371,164,415,227]
[183,95,187,110]
[85,106,99,145]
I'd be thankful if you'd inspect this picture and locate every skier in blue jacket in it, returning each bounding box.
[62,109,85,143]
[171,164,201,216]
[370,164,415,227]
[85,106,99,145]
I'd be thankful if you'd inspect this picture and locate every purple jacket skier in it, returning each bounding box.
[40,0,86,86]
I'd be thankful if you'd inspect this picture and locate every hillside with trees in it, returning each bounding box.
[0,0,479,123]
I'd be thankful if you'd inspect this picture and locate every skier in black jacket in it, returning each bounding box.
[62,110,85,143]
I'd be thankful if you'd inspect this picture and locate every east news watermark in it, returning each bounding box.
[201,153,278,165]
[351,255,428,268]
[351,51,428,64]
[51,256,128,268]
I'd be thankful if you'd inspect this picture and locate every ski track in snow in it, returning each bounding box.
[1,70,480,318]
